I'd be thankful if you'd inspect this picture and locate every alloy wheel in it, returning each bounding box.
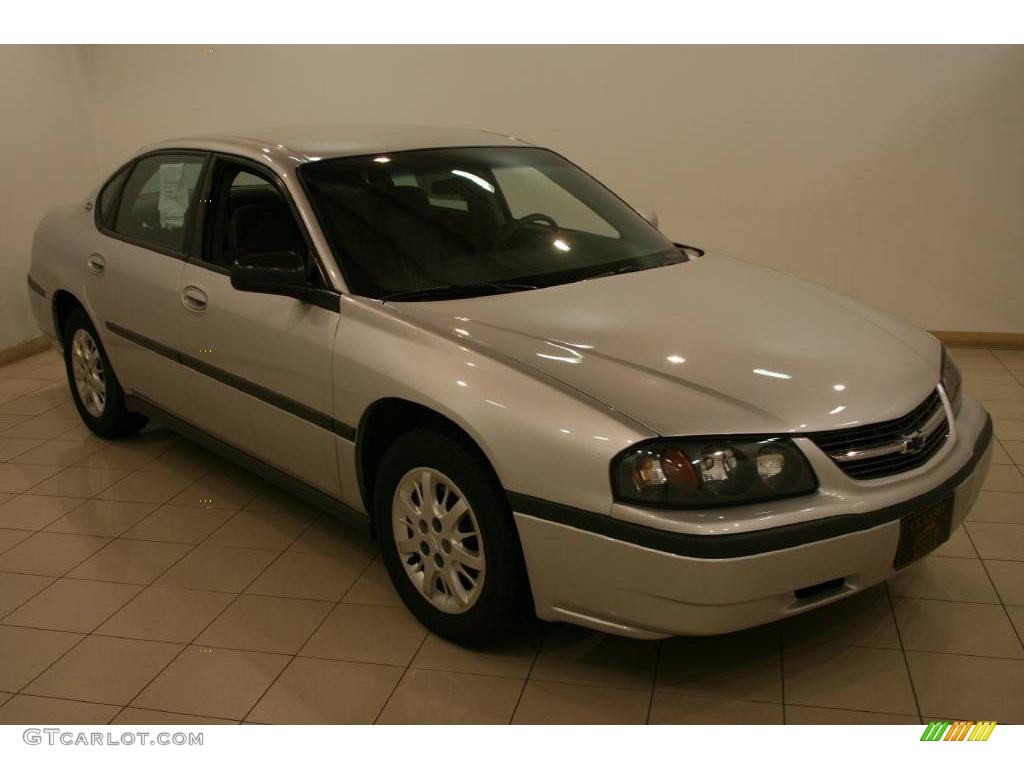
[70,328,107,418]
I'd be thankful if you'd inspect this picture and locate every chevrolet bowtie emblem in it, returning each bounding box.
[900,430,926,455]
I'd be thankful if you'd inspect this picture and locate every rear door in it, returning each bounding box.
[174,155,342,497]
[86,151,209,415]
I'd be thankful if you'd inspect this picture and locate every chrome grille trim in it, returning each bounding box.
[809,389,949,480]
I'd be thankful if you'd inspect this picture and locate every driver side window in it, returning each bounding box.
[203,161,318,282]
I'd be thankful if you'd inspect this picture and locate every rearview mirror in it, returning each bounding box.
[230,251,306,297]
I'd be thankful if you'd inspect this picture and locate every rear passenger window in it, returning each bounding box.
[112,154,206,253]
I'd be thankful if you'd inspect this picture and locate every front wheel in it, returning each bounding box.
[374,430,532,646]
[63,307,146,438]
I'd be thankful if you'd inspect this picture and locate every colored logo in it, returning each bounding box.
[921,721,996,741]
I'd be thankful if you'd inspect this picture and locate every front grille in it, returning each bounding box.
[809,389,949,480]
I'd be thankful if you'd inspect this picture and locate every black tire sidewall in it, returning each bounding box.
[62,308,138,438]
[374,430,531,646]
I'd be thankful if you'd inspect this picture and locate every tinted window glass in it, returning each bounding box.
[300,147,676,299]
[113,154,206,253]
[97,164,131,228]
[203,162,309,272]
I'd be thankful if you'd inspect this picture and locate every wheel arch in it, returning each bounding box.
[51,289,87,344]
[355,397,507,529]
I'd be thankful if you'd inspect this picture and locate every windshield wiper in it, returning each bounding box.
[585,251,688,282]
[380,281,538,302]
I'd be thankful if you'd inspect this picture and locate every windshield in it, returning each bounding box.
[300,146,680,299]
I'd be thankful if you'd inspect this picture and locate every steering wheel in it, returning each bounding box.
[496,213,559,248]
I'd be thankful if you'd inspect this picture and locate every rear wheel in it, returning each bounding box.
[63,307,146,438]
[374,429,532,646]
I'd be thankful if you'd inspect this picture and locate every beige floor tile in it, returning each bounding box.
[0,692,8,707]
[42,402,78,419]
[244,487,319,516]
[28,466,130,498]
[0,494,83,530]
[26,635,182,705]
[657,624,782,703]
[964,368,1019,386]
[991,441,1012,465]
[12,440,98,467]
[69,539,192,585]
[532,624,659,691]
[168,471,265,510]
[378,668,522,724]
[0,532,110,576]
[970,491,1024,524]
[138,443,225,478]
[984,402,1024,420]
[986,560,1024,605]
[649,692,783,724]
[0,572,54,617]
[341,559,403,607]
[932,526,977,558]
[514,680,650,724]
[908,650,1024,722]
[204,509,312,550]
[3,416,80,440]
[123,504,235,544]
[783,591,899,649]
[45,499,157,537]
[0,437,44,461]
[412,630,540,679]
[784,705,919,724]
[301,603,426,665]
[0,529,31,556]
[112,707,237,725]
[969,384,1024,403]
[0,625,83,690]
[246,551,367,601]
[783,644,917,714]
[288,518,378,560]
[97,586,234,643]
[155,546,277,593]
[248,656,401,724]
[994,419,1024,441]
[0,414,30,432]
[981,465,1024,493]
[133,645,289,720]
[98,469,196,504]
[0,396,66,417]
[81,443,171,471]
[0,463,61,493]
[197,594,331,654]
[4,578,140,632]
[1008,606,1024,639]
[967,522,1024,561]
[1003,440,1024,466]
[889,557,999,603]
[894,598,1023,657]
[0,378,49,396]
[994,350,1024,370]
[0,694,119,724]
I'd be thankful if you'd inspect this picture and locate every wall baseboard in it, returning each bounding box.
[0,336,54,367]
[931,331,1024,350]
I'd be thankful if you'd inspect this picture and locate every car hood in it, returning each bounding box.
[388,254,941,436]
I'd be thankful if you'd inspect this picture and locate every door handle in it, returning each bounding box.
[86,253,106,275]
[180,285,209,312]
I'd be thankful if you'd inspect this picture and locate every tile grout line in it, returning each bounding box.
[506,624,546,724]
[962,523,1024,653]
[884,580,923,721]
[371,629,433,725]
[643,638,663,725]
[238,532,381,724]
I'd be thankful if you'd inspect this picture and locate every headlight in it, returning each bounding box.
[941,346,962,415]
[611,437,817,509]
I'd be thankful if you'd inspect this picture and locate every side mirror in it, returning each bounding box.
[230,251,306,297]
[638,207,659,230]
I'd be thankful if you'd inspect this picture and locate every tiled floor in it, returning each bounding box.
[0,344,1022,725]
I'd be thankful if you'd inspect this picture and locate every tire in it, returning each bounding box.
[62,307,146,439]
[374,429,533,647]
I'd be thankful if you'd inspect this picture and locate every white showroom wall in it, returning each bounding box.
[2,45,1023,352]
[0,46,99,350]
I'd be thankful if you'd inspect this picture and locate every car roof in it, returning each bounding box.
[141,123,535,168]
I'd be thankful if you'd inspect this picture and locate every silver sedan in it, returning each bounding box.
[27,124,992,645]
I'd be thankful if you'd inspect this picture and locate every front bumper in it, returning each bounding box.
[513,396,993,639]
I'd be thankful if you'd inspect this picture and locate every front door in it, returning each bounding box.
[174,157,342,497]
